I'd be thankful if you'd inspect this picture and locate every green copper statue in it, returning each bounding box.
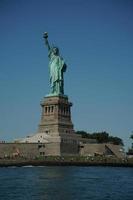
[43,32,67,95]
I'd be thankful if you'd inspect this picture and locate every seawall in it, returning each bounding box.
[0,159,133,167]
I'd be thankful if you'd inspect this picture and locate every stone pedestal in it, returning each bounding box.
[38,95,74,136]
[38,95,80,156]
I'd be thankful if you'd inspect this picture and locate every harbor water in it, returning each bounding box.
[0,166,133,200]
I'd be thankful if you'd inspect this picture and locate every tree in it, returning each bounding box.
[108,136,123,146]
[76,130,124,145]
[76,131,90,138]
[91,132,109,143]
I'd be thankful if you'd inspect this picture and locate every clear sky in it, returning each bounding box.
[0,0,133,150]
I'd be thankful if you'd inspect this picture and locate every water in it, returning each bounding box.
[0,166,133,200]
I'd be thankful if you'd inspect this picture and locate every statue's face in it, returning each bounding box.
[53,47,59,55]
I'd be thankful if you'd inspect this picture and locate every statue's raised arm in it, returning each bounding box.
[43,32,67,96]
[43,32,50,51]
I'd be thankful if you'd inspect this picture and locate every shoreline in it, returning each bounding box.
[0,159,133,167]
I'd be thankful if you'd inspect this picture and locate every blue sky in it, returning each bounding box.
[0,0,133,150]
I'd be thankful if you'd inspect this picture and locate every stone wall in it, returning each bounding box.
[79,143,125,158]
[80,143,105,156]
[0,136,99,158]
[0,141,79,158]
[0,143,39,158]
[60,142,79,156]
[0,143,61,158]
[44,142,60,156]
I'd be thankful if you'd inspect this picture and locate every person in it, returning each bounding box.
[43,32,67,95]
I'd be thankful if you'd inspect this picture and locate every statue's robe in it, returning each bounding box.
[48,51,67,94]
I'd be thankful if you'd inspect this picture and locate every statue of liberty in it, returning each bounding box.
[43,32,67,95]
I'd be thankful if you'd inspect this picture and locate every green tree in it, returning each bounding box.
[76,130,123,145]
[76,131,90,138]
[91,132,109,143]
[108,136,123,146]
